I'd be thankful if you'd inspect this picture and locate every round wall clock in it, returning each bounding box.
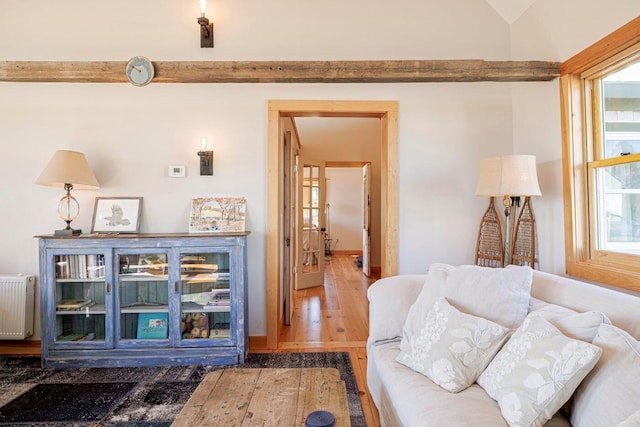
[125,56,155,87]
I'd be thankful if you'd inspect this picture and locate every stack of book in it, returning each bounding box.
[204,290,230,308]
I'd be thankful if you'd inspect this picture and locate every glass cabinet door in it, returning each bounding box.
[116,252,169,343]
[54,254,107,345]
[180,251,232,343]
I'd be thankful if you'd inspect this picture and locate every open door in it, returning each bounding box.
[283,131,295,325]
[295,157,326,290]
[362,163,371,277]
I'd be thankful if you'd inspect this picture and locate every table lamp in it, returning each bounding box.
[35,150,100,236]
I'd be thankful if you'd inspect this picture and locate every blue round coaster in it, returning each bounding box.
[305,410,336,427]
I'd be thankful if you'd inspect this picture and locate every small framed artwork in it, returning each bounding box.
[91,197,143,234]
[189,196,246,233]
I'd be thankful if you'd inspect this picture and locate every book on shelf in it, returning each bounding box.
[204,300,230,308]
[209,328,230,338]
[203,290,230,308]
[55,254,105,280]
[57,333,95,342]
[137,312,169,339]
[210,321,230,338]
[56,299,95,310]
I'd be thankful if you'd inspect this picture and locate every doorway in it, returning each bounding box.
[324,162,372,277]
[266,100,399,349]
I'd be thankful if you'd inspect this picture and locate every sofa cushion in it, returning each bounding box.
[367,274,427,345]
[571,324,640,427]
[529,269,640,340]
[413,263,532,330]
[369,341,509,426]
[397,297,509,392]
[478,316,602,427]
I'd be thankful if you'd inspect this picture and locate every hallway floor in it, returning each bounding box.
[277,254,381,426]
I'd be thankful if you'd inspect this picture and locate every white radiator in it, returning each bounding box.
[0,274,35,340]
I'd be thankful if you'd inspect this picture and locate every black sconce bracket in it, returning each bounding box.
[198,150,213,175]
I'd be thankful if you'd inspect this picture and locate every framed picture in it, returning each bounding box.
[189,197,246,233]
[91,197,143,234]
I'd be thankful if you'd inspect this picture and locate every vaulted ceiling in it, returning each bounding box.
[295,0,542,147]
[485,0,537,24]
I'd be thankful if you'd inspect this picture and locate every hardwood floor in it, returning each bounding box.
[276,254,381,426]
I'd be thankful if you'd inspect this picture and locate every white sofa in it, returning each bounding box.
[367,268,640,427]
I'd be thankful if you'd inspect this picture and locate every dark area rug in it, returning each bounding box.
[0,352,365,426]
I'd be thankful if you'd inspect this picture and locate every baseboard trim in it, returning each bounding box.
[0,340,41,356]
[331,250,362,256]
[249,336,268,351]
[277,341,367,350]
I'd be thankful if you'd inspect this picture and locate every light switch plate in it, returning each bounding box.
[168,165,186,177]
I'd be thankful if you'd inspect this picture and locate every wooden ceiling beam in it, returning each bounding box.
[0,60,560,83]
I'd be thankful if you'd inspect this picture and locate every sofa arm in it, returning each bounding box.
[367,274,426,345]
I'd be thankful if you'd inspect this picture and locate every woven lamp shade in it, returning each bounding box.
[476,155,541,197]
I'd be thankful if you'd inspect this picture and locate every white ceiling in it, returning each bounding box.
[484,0,537,24]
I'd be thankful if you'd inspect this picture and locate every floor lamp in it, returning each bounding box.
[475,155,541,268]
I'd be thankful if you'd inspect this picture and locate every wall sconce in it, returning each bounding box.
[197,0,214,48]
[197,137,213,175]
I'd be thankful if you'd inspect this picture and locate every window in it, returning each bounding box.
[561,17,640,291]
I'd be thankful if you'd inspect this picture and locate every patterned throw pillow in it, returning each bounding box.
[477,316,602,427]
[397,297,510,392]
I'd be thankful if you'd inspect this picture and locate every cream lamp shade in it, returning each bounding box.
[36,150,99,235]
[475,155,541,197]
[35,150,100,189]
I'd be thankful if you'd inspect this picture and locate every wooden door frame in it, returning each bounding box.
[266,100,399,349]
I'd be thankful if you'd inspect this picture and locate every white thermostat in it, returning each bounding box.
[168,165,186,177]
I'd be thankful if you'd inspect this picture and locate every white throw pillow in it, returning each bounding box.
[477,316,602,427]
[528,298,578,318]
[616,410,640,427]
[397,297,509,392]
[529,308,610,343]
[571,324,640,427]
[413,263,532,330]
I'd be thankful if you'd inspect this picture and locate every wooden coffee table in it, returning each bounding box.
[172,367,351,426]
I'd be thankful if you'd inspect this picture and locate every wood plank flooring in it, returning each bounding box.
[263,254,381,426]
[173,368,350,427]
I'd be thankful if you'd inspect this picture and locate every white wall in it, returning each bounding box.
[510,2,640,274]
[4,0,597,339]
[326,168,363,253]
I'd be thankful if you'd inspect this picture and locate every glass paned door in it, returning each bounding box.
[296,157,326,290]
[180,251,232,342]
[54,254,107,344]
[117,252,169,341]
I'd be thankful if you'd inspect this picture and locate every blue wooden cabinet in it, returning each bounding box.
[37,233,249,368]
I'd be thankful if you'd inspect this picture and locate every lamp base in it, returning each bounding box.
[54,228,82,236]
